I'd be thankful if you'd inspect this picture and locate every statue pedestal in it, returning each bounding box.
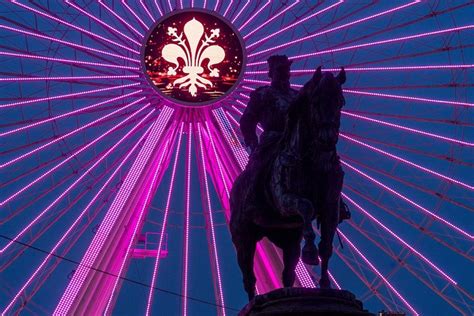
[239,287,375,316]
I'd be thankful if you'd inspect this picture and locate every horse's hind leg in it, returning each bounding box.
[235,234,257,300]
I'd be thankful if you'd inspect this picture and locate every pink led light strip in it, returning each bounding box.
[232,0,251,24]
[54,106,174,314]
[121,0,149,29]
[98,0,144,37]
[342,192,457,284]
[0,90,142,137]
[342,111,472,146]
[0,95,145,170]
[197,123,226,316]
[249,24,474,63]
[338,229,419,315]
[223,0,234,17]
[340,134,473,191]
[146,123,184,316]
[238,0,271,31]
[140,0,155,22]
[214,0,220,11]
[104,136,171,315]
[246,0,343,49]
[341,161,473,239]
[65,1,141,46]
[1,113,155,316]
[205,121,230,198]
[182,123,192,316]
[0,24,139,63]
[0,75,139,82]
[0,82,140,109]
[245,64,474,75]
[0,51,139,70]
[344,89,473,108]
[11,0,140,54]
[168,0,174,11]
[0,105,152,253]
[0,98,147,207]
[243,0,300,39]
[154,0,164,16]
[248,0,419,56]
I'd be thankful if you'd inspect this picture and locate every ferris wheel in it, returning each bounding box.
[0,1,472,315]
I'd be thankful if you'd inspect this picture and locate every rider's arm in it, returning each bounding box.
[240,88,263,150]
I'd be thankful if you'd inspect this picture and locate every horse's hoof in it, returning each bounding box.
[302,244,320,265]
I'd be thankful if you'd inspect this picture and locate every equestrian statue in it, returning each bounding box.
[230,55,349,300]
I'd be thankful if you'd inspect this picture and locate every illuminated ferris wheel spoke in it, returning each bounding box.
[98,1,145,37]
[237,0,270,32]
[0,83,140,109]
[197,123,227,316]
[139,0,156,22]
[65,1,142,46]
[0,96,146,170]
[340,134,473,191]
[247,0,420,57]
[0,106,153,254]
[10,1,141,55]
[0,24,139,63]
[146,122,184,315]
[242,0,299,40]
[121,0,150,30]
[341,112,473,147]
[0,90,142,137]
[182,122,192,316]
[0,51,139,71]
[54,107,174,314]
[106,129,173,315]
[245,0,342,50]
[231,0,250,24]
[0,104,149,211]
[223,0,233,17]
[1,113,155,315]
[341,161,473,240]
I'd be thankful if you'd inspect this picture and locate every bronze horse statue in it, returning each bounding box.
[230,67,346,300]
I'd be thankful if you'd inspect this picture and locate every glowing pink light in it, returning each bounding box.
[154,0,164,16]
[214,0,220,11]
[98,0,144,37]
[342,111,472,146]
[121,0,149,29]
[232,0,251,24]
[0,51,140,70]
[0,75,139,82]
[197,123,226,316]
[295,260,316,288]
[340,134,473,190]
[246,0,342,49]
[11,1,140,55]
[180,0,184,9]
[220,110,249,168]
[54,107,174,314]
[344,89,473,108]
[0,82,140,109]
[328,271,341,290]
[243,0,299,39]
[203,0,207,9]
[0,106,152,253]
[2,121,155,315]
[342,193,457,284]
[146,123,185,316]
[247,64,474,75]
[223,0,234,17]
[248,0,419,57]
[0,95,145,170]
[105,133,171,315]
[238,0,271,31]
[0,90,141,137]
[205,122,230,198]
[338,229,419,315]
[65,1,142,46]
[0,24,139,62]
[341,161,473,239]
[183,123,192,316]
[140,0,156,22]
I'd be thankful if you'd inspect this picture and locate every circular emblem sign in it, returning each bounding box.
[143,10,245,106]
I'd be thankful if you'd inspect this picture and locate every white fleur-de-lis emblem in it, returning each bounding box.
[162,18,225,97]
